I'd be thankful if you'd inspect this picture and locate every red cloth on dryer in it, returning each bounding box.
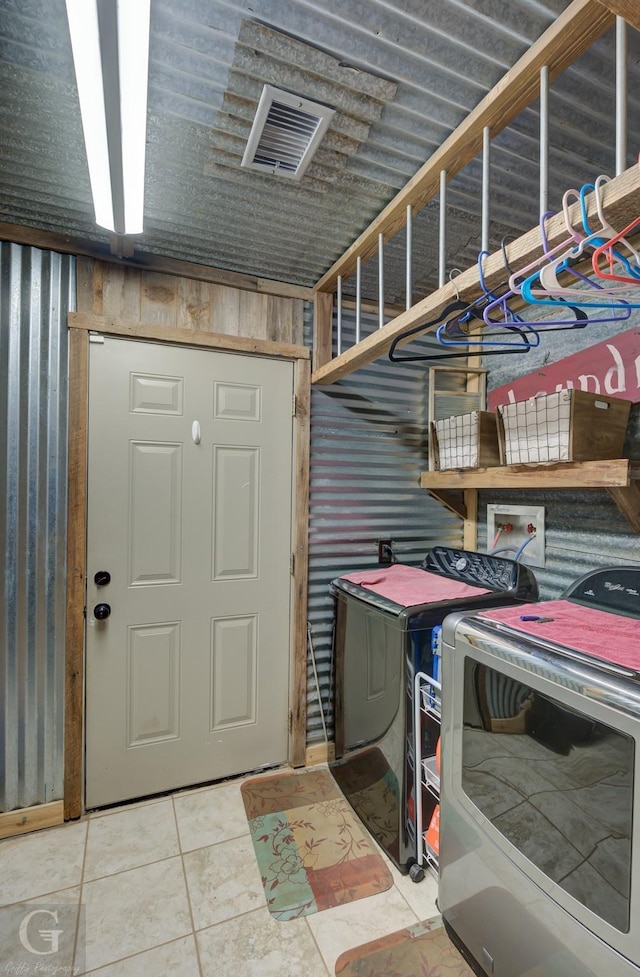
[480,599,640,670]
[339,563,489,608]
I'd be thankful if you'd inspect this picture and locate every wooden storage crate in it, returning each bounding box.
[497,390,631,466]
[430,411,501,470]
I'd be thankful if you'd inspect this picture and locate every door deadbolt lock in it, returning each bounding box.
[94,570,111,586]
[93,603,111,620]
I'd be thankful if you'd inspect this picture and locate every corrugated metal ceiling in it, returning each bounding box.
[1,0,638,301]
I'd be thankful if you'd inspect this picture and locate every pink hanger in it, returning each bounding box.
[592,215,640,284]
[527,178,638,299]
[508,206,580,296]
[591,154,640,284]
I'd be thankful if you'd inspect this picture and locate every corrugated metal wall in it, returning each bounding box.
[306,307,462,743]
[14,243,635,771]
[0,242,74,811]
[479,301,640,600]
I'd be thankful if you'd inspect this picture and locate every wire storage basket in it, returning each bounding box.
[431,410,500,470]
[496,390,631,465]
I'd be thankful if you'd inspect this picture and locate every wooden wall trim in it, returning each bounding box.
[291,358,311,767]
[314,0,614,293]
[305,742,336,766]
[0,221,313,301]
[0,801,65,840]
[64,327,89,820]
[313,292,334,373]
[68,311,310,361]
[463,489,479,550]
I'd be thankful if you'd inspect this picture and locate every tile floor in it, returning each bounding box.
[0,766,438,977]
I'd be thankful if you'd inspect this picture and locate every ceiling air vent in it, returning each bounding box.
[241,85,335,180]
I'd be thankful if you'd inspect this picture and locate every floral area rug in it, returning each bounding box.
[240,768,393,920]
[334,916,476,977]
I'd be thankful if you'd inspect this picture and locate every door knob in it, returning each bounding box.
[94,570,111,586]
[94,603,111,620]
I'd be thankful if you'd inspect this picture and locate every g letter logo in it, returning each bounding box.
[18,908,64,955]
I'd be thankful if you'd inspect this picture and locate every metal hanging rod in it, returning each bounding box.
[336,275,342,356]
[438,169,447,289]
[355,255,362,344]
[378,232,384,330]
[539,65,549,218]
[406,204,412,311]
[616,16,628,177]
[482,126,491,255]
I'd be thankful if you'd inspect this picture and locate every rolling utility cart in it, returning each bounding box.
[414,660,442,880]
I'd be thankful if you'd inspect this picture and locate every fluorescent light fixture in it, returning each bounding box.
[65,0,151,235]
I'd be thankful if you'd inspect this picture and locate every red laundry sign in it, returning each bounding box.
[488,327,640,409]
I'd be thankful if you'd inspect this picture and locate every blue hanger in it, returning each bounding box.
[436,315,539,348]
[557,181,640,281]
[519,268,637,312]
[515,196,638,315]
[482,218,598,329]
[440,253,536,347]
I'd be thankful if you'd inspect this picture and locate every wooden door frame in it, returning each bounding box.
[64,316,310,819]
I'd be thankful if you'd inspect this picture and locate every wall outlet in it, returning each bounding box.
[486,504,545,568]
[377,539,394,564]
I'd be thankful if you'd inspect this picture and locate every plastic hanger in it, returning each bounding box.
[543,179,640,288]
[506,204,584,299]
[437,252,537,347]
[591,174,640,268]
[589,155,640,283]
[389,294,536,362]
[517,187,638,313]
[389,339,534,362]
[562,187,587,246]
[538,202,620,297]
[534,193,587,292]
[510,182,628,297]
[480,209,585,327]
[484,214,599,329]
[388,296,478,362]
[389,261,524,361]
[528,186,603,292]
[472,244,535,328]
[592,214,640,283]
[520,265,636,313]
[436,313,538,348]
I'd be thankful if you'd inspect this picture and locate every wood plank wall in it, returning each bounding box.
[76,258,305,344]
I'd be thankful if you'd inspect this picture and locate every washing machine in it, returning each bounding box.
[328,545,539,873]
[439,564,640,977]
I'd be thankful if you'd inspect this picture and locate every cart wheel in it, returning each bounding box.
[409,863,425,883]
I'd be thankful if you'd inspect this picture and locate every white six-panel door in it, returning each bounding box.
[85,336,294,808]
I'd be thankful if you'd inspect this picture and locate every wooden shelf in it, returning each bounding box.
[420,459,640,533]
[421,458,640,490]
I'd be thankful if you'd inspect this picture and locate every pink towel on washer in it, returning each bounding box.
[339,563,490,608]
[480,599,640,669]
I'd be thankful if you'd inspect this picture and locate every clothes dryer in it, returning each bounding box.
[439,565,640,976]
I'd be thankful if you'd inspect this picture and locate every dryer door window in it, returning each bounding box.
[461,659,633,932]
